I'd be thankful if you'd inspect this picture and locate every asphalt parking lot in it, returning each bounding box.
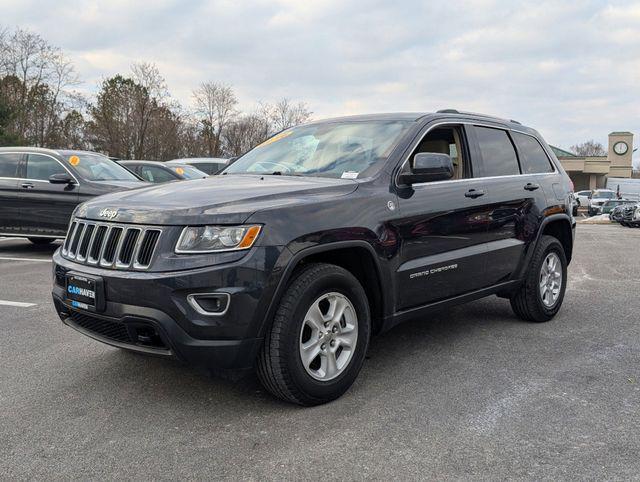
[1,224,639,479]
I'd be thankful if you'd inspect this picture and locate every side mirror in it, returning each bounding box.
[49,173,74,184]
[399,152,454,185]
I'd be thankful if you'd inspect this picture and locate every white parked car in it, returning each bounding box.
[574,190,591,208]
[587,189,616,216]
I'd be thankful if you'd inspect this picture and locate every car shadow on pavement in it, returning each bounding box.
[58,296,523,412]
[0,240,62,254]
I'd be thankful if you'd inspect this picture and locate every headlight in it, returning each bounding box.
[635,210,640,220]
[176,225,261,253]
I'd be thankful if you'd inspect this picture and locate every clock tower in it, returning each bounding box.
[608,131,633,178]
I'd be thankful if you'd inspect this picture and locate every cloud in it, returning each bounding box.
[2,0,639,162]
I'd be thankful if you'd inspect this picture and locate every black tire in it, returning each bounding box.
[257,263,371,406]
[510,235,567,322]
[28,237,55,245]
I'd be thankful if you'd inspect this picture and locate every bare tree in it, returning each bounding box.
[0,28,78,146]
[192,82,237,157]
[223,113,271,157]
[571,140,606,157]
[130,62,168,158]
[1,27,315,156]
[268,98,312,132]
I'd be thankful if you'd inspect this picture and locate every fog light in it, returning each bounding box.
[187,293,230,316]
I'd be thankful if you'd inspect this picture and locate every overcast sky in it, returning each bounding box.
[3,0,639,158]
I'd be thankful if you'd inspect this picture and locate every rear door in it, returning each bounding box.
[19,153,79,237]
[392,123,492,310]
[0,152,23,234]
[470,126,549,285]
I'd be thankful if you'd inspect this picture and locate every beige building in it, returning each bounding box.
[551,132,634,191]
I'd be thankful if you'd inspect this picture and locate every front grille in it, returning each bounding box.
[69,311,133,344]
[102,227,123,264]
[61,219,162,270]
[137,230,160,267]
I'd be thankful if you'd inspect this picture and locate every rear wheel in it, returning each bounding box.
[257,263,370,406]
[510,235,567,322]
[28,238,55,245]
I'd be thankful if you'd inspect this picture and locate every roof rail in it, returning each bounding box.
[436,109,521,125]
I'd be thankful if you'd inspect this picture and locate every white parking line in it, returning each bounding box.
[0,256,52,263]
[0,300,36,308]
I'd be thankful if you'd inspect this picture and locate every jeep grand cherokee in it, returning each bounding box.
[51,110,575,405]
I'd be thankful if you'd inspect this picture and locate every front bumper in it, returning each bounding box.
[52,245,286,372]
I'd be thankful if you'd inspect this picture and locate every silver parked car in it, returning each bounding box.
[120,160,207,183]
[166,157,230,175]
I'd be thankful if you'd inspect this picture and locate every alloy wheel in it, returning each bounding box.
[298,292,358,381]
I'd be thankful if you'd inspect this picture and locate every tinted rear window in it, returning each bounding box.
[0,153,21,178]
[190,163,222,174]
[475,127,520,177]
[512,132,554,174]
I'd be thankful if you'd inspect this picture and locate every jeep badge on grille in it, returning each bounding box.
[99,208,118,220]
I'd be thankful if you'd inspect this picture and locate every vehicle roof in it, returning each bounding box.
[167,158,228,164]
[0,147,113,158]
[303,110,535,133]
[120,160,167,166]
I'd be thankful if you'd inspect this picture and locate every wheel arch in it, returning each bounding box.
[539,214,574,264]
[259,241,387,338]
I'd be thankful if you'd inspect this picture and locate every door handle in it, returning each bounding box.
[465,189,485,199]
[21,182,34,189]
[524,182,540,191]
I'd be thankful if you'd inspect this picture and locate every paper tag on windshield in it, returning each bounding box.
[341,171,359,179]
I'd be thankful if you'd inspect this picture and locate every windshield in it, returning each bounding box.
[171,165,207,179]
[223,120,411,179]
[61,152,140,181]
[592,191,615,199]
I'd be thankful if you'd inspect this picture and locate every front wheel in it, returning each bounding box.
[257,263,370,406]
[510,235,567,322]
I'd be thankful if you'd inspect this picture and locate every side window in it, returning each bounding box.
[512,132,554,174]
[0,153,22,178]
[407,126,470,180]
[26,154,67,180]
[140,165,176,183]
[475,126,520,177]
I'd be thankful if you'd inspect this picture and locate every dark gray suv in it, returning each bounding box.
[51,111,575,405]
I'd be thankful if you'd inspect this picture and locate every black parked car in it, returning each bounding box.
[119,160,208,183]
[0,147,147,242]
[52,111,575,405]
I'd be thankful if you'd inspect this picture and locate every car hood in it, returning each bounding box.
[76,174,358,225]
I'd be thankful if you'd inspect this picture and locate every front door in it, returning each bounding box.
[391,124,493,311]
[19,153,79,237]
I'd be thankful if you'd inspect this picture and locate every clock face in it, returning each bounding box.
[613,141,628,155]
